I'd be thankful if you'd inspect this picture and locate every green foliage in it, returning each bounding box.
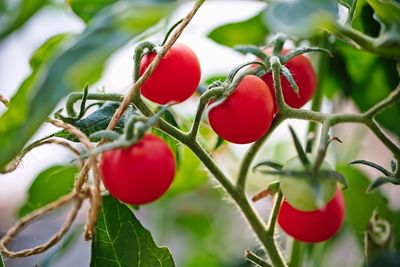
[90,195,175,267]
[0,0,48,39]
[0,1,174,171]
[55,102,136,142]
[337,165,400,245]
[18,165,78,217]
[368,0,400,30]
[166,146,208,196]
[69,0,118,22]
[263,0,338,37]
[324,43,400,135]
[208,12,268,47]
[0,252,4,267]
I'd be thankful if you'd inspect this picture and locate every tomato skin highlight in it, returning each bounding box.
[208,75,275,144]
[99,134,176,205]
[278,188,345,243]
[261,51,317,112]
[140,43,201,104]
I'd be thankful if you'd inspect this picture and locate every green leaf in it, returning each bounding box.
[263,0,338,37]
[0,0,48,40]
[55,102,136,142]
[90,195,175,267]
[337,0,354,8]
[368,0,400,30]
[324,44,400,136]
[0,252,4,267]
[0,2,174,171]
[337,165,400,244]
[207,11,268,47]
[69,0,118,23]
[18,165,78,218]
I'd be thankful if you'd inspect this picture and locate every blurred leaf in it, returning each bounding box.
[263,0,338,37]
[0,0,48,40]
[40,227,81,267]
[0,1,174,171]
[208,11,268,47]
[324,44,400,135]
[351,1,380,36]
[18,165,78,218]
[69,0,118,22]
[369,253,400,267]
[368,176,400,192]
[166,146,208,196]
[55,102,136,142]
[337,165,400,244]
[90,195,175,267]
[152,108,181,165]
[337,0,354,8]
[0,252,4,267]
[368,0,400,30]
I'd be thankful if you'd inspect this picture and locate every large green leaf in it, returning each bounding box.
[263,0,338,37]
[90,195,175,267]
[69,0,118,22]
[55,102,136,142]
[0,0,48,40]
[207,11,268,47]
[368,0,400,30]
[17,165,78,217]
[0,1,174,171]
[324,44,400,136]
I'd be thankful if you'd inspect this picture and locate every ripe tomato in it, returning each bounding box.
[261,50,316,112]
[278,188,345,243]
[140,43,201,104]
[208,75,275,144]
[280,155,337,211]
[99,134,176,205]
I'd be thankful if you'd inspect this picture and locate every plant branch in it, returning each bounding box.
[244,249,271,267]
[188,87,224,141]
[266,191,283,236]
[237,114,285,192]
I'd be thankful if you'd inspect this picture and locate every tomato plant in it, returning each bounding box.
[140,43,201,104]
[278,188,345,243]
[1,1,400,267]
[100,133,176,205]
[208,75,275,144]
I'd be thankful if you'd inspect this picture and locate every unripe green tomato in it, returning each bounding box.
[280,155,337,211]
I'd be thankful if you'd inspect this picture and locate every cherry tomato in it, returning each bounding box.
[208,75,275,144]
[278,188,345,243]
[261,49,317,112]
[140,43,201,104]
[280,155,337,211]
[99,133,176,205]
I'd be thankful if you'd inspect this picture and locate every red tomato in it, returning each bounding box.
[208,75,275,144]
[140,43,201,104]
[261,50,317,112]
[278,188,345,243]
[99,134,176,205]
